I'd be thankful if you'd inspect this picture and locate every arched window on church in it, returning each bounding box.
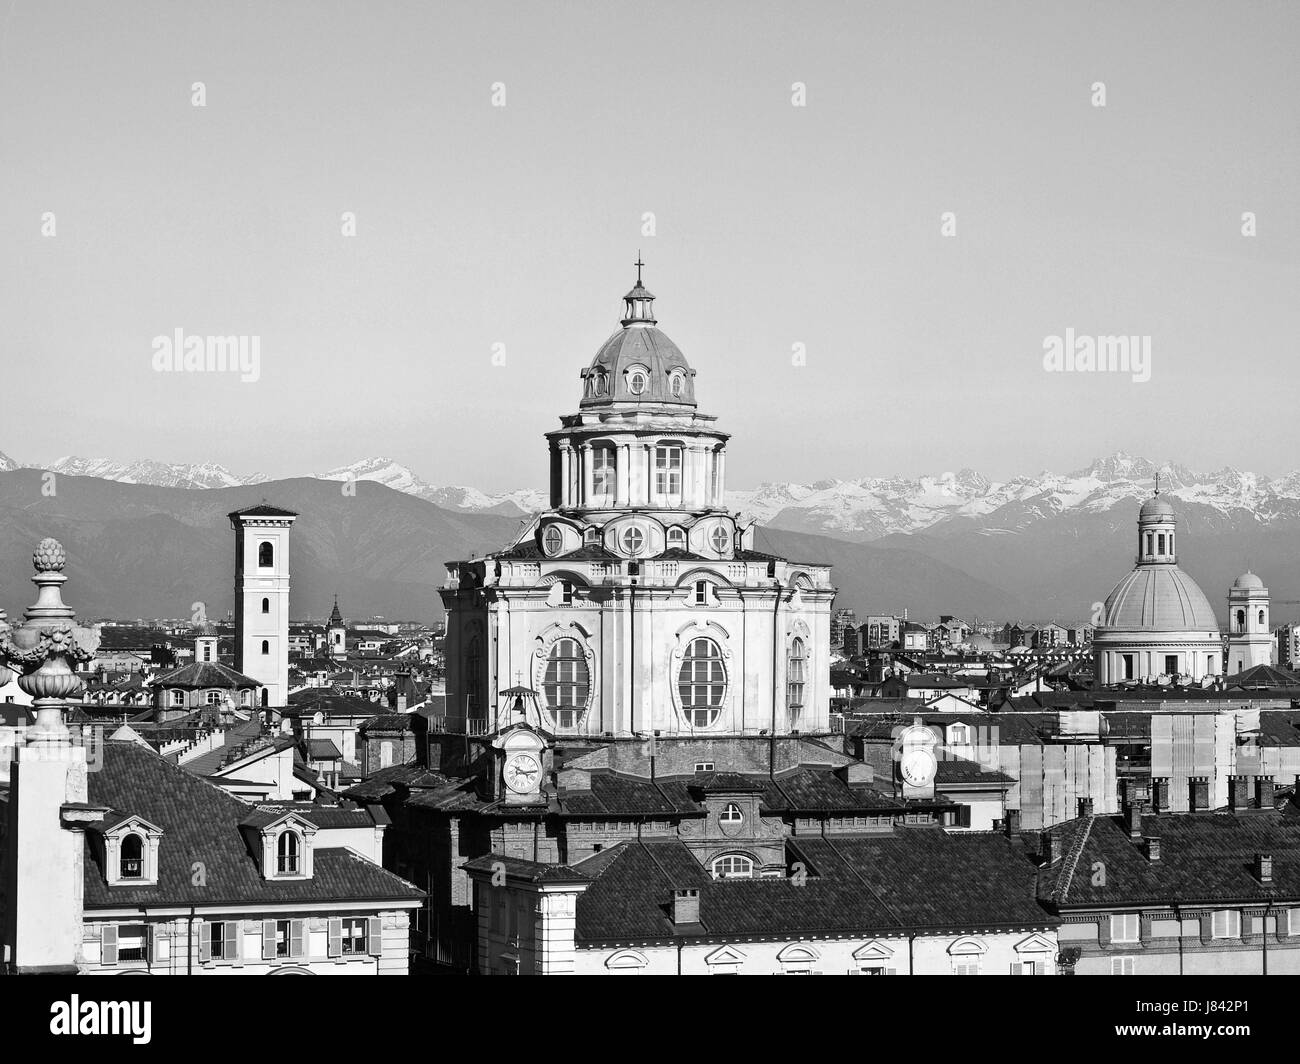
[666,527,685,551]
[542,638,590,730]
[679,637,726,728]
[258,541,274,568]
[592,445,615,502]
[465,635,483,717]
[1236,609,1246,631]
[1259,609,1266,626]
[261,639,270,655]
[120,833,144,880]
[262,597,270,614]
[788,637,807,714]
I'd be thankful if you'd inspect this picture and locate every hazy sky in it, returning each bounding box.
[2,1,1297,491]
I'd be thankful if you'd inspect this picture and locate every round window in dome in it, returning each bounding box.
[543,526,564,556]
[628,370,648,395]
[670,372,684,397]
[621,526,645,556]
[710,526,729,553]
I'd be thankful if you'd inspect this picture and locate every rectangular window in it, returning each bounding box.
[1111,913,1140,943]
[117,924,150,963]
[654,445,682,497]
[209,921,227,960]
[592,446,615,500]
[1122,654,1135,680]
[951,959,979,975]
[341,917,367,955]
[1164,655,1179,676]
[1212,910,1241,939]
[1111,957,1135,975]
[275,919,292,958]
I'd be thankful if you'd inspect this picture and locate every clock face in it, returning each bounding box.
[504,753,541,794]
[900,747,936,788]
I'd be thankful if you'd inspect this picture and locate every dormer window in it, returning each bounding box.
[120,833,144,879]
[666,527,685,550]
[695,581,710,605]
[720,803,743,825]
[561,581,574,606]
[622,526,645,556]
[543,526,564,556]
[102,816,164,887]
[277,830,301,874]
[670,371,684,397]
[171,689,184,707]
[710,526,729,554]
[628,369,648,395]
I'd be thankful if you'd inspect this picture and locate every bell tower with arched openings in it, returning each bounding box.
[230,503,298,707]
[1226,571,1271,675]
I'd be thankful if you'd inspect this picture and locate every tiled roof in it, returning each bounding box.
[229,503,298,518]
[464,854,591,885]
[341,763,451,801]
[572,833,1051,944]
[83,742,422,909]
[360,713,417,733]
[150,661,260,690]
[936,756,1017,785]
[308,738,343,760]
[1039,812,1300,908]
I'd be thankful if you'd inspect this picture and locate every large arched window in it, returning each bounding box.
[711,853,753,879]
[258,541,274,568]
[277,831,300,874]
[1236,609,1246,631]
[542,638,590,729]
[788,637,807,712]
[679,637,727,727]
[592,445,615,502]
[654,444,682,498]
[120,833,144,879]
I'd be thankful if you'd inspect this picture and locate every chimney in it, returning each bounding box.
[1257,776,1277,810]
[1078,797,1094,819]
[1151,777,1169,813]
[1229,775,1252,811]
[1041,831,1061,865]
[1189,777,1210,812]
[672,888,700,925]
[1126,802,1143,839]
[1256,853,1273,884]
[1004,809,1021,836]
[1144,836,1162,862]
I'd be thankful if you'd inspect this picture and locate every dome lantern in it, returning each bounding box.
[620,253,658,327]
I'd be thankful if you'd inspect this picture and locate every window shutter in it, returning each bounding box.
[367,916,383,957]
[198,921,211,963]
[846,968,860,975]
[224,921,239,961]
[328,918,343,958]
[957,804,972,828]
[290,919,305,958]
[1010,963,1021,974]
[262,919,276,960]
[101,925,118,965]
[144,924,155,964]
[885,967,898,975]
[1033,961,1044,975]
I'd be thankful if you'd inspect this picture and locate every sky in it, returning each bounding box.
[2,1,1298,492]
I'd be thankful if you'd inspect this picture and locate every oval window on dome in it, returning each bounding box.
[621,526,645,556]
[628,369,648,395]
[710,527,729,554]
[543,526,564,556]
[670,372,684,397]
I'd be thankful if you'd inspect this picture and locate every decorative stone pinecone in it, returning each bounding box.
[33,537,66,572]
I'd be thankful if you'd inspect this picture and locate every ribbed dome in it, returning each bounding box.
[579,325,697,408]
[1233,571,1265,590]
[1139,495,1176,520]
[1100,565,1220,631]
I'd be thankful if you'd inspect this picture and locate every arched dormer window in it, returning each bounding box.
[277,831,301,875]
[627,367,648,395]
[258,541,274,568]
[120,833,144,879]
[670,371,684,397]
[711,853,754,879]
[543,525,564,556]
[666,527,685,550]
[261,597,270,614]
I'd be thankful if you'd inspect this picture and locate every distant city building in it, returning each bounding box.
[230,504,298,707]
[1226,571,1272,675]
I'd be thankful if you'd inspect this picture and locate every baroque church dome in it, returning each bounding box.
[578,259,696,409]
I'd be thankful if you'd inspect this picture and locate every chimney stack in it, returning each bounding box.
[1189,777,1210,812]
[1257,776,1277,810]
[1005,808,1021,836]
[1145,836,1162,862]
[672,888,700,925]
[1126,802,1143,839]
[1229,775,1252,811]
[1041,831,1061,865]
[1151,777,1169,813]
[1256,853,1273,884]
[1078,797,1094,819]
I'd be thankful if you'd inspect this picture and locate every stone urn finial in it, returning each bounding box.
[0,537,95,743]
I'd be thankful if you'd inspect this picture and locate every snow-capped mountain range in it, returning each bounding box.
[6,450,1299,539]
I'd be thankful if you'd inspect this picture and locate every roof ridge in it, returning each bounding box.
[1053,815,1098,902]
